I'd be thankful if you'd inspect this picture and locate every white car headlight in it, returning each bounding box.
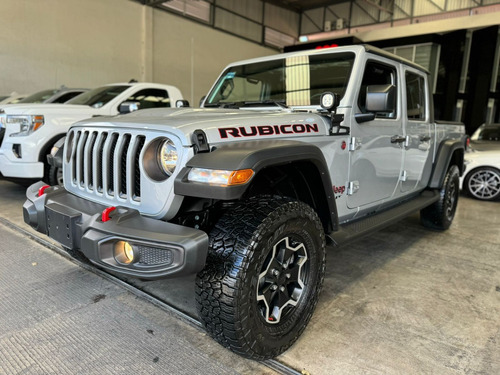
[7,115,44,136]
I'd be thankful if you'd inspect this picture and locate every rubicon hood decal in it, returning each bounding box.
[219,123,319,139]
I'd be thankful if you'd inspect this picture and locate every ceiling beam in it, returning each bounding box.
[360,0,393,14]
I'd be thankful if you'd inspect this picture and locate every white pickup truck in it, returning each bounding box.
[0,82,182,184]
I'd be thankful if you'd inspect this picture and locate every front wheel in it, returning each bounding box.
[195,196,326,360]
[421,165,460,230]
[464,167,500,201]
[47,164,63,186]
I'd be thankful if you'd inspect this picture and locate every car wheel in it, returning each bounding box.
[47,164,63,187]
[421,165,460,230]
[464,167,500,201]
[195,196,326,360]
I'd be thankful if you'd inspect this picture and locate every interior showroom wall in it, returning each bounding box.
[0,0,276,105]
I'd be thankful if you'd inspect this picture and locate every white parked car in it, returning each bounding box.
[461,148,500,201]
[0,92,27,104]
[470,123,500,151]
[0,82,183,184]
[15,87,88,104]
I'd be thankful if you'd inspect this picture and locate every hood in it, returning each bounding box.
[74,107,332,146]
[0,103,98,115]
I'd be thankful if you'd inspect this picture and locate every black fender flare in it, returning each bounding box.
[428,137,466,189]
[174,140,339,231]
[46,136,66,169]
[38,133,67,164]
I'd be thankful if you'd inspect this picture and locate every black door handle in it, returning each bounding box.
[391,135,406,143]
[420,135,431,142]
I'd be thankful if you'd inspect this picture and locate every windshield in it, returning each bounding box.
[66,85,129,108]
[205,52,355,107]
[18,89,58,103]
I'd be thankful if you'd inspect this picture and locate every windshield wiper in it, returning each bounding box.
[242,100,288,109]
[203,102,240,108]
[204,100,288,109]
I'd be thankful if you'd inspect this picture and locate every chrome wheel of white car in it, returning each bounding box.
[464,167,500,201]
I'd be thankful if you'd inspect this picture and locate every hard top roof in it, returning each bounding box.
[225,44,429,74]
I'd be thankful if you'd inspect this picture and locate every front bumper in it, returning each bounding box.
[23,181,209,280]
[0,154,44,178]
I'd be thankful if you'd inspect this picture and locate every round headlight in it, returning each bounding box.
[158,138,177,176]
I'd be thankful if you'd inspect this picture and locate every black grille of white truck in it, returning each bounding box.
[67,129,146,201]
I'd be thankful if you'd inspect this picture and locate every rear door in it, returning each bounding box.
[347,58,404,209]
[400,68,432,193]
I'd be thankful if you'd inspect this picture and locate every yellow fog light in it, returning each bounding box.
[114,241,135,264]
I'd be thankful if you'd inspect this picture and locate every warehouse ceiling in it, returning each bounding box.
[264,0,349,12]
[140,0,350,13]
[264,0,349,13]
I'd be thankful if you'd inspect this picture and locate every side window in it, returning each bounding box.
[405,72,426,120]
[358,61,397,119]
[127,89,171,109]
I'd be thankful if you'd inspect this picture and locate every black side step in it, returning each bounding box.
[330,190,440,246]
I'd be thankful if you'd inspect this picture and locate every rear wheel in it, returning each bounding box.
[464,167,500,201]
[421,165,460,230]
[195,196,326,360]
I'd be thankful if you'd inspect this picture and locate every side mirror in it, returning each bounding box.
[119,101,140,114]
[366,84,396,113]
[176,100,190,108]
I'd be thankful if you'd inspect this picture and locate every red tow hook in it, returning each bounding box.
[38,185,50,197]
[102,206,116,222]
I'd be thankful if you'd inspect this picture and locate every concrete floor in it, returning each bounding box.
[0,179,499,374]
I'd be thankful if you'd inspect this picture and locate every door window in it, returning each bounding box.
[406,72,426,120]
[358,61,398,119]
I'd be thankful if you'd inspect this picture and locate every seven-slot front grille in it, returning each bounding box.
[67,129,146,201]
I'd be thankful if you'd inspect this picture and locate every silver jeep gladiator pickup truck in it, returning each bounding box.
[24,45,466,360]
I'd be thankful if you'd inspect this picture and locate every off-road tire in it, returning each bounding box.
[463,167,500,201]
[47,164,63,187]
[195,196,326,360]
[420,165,460,230]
